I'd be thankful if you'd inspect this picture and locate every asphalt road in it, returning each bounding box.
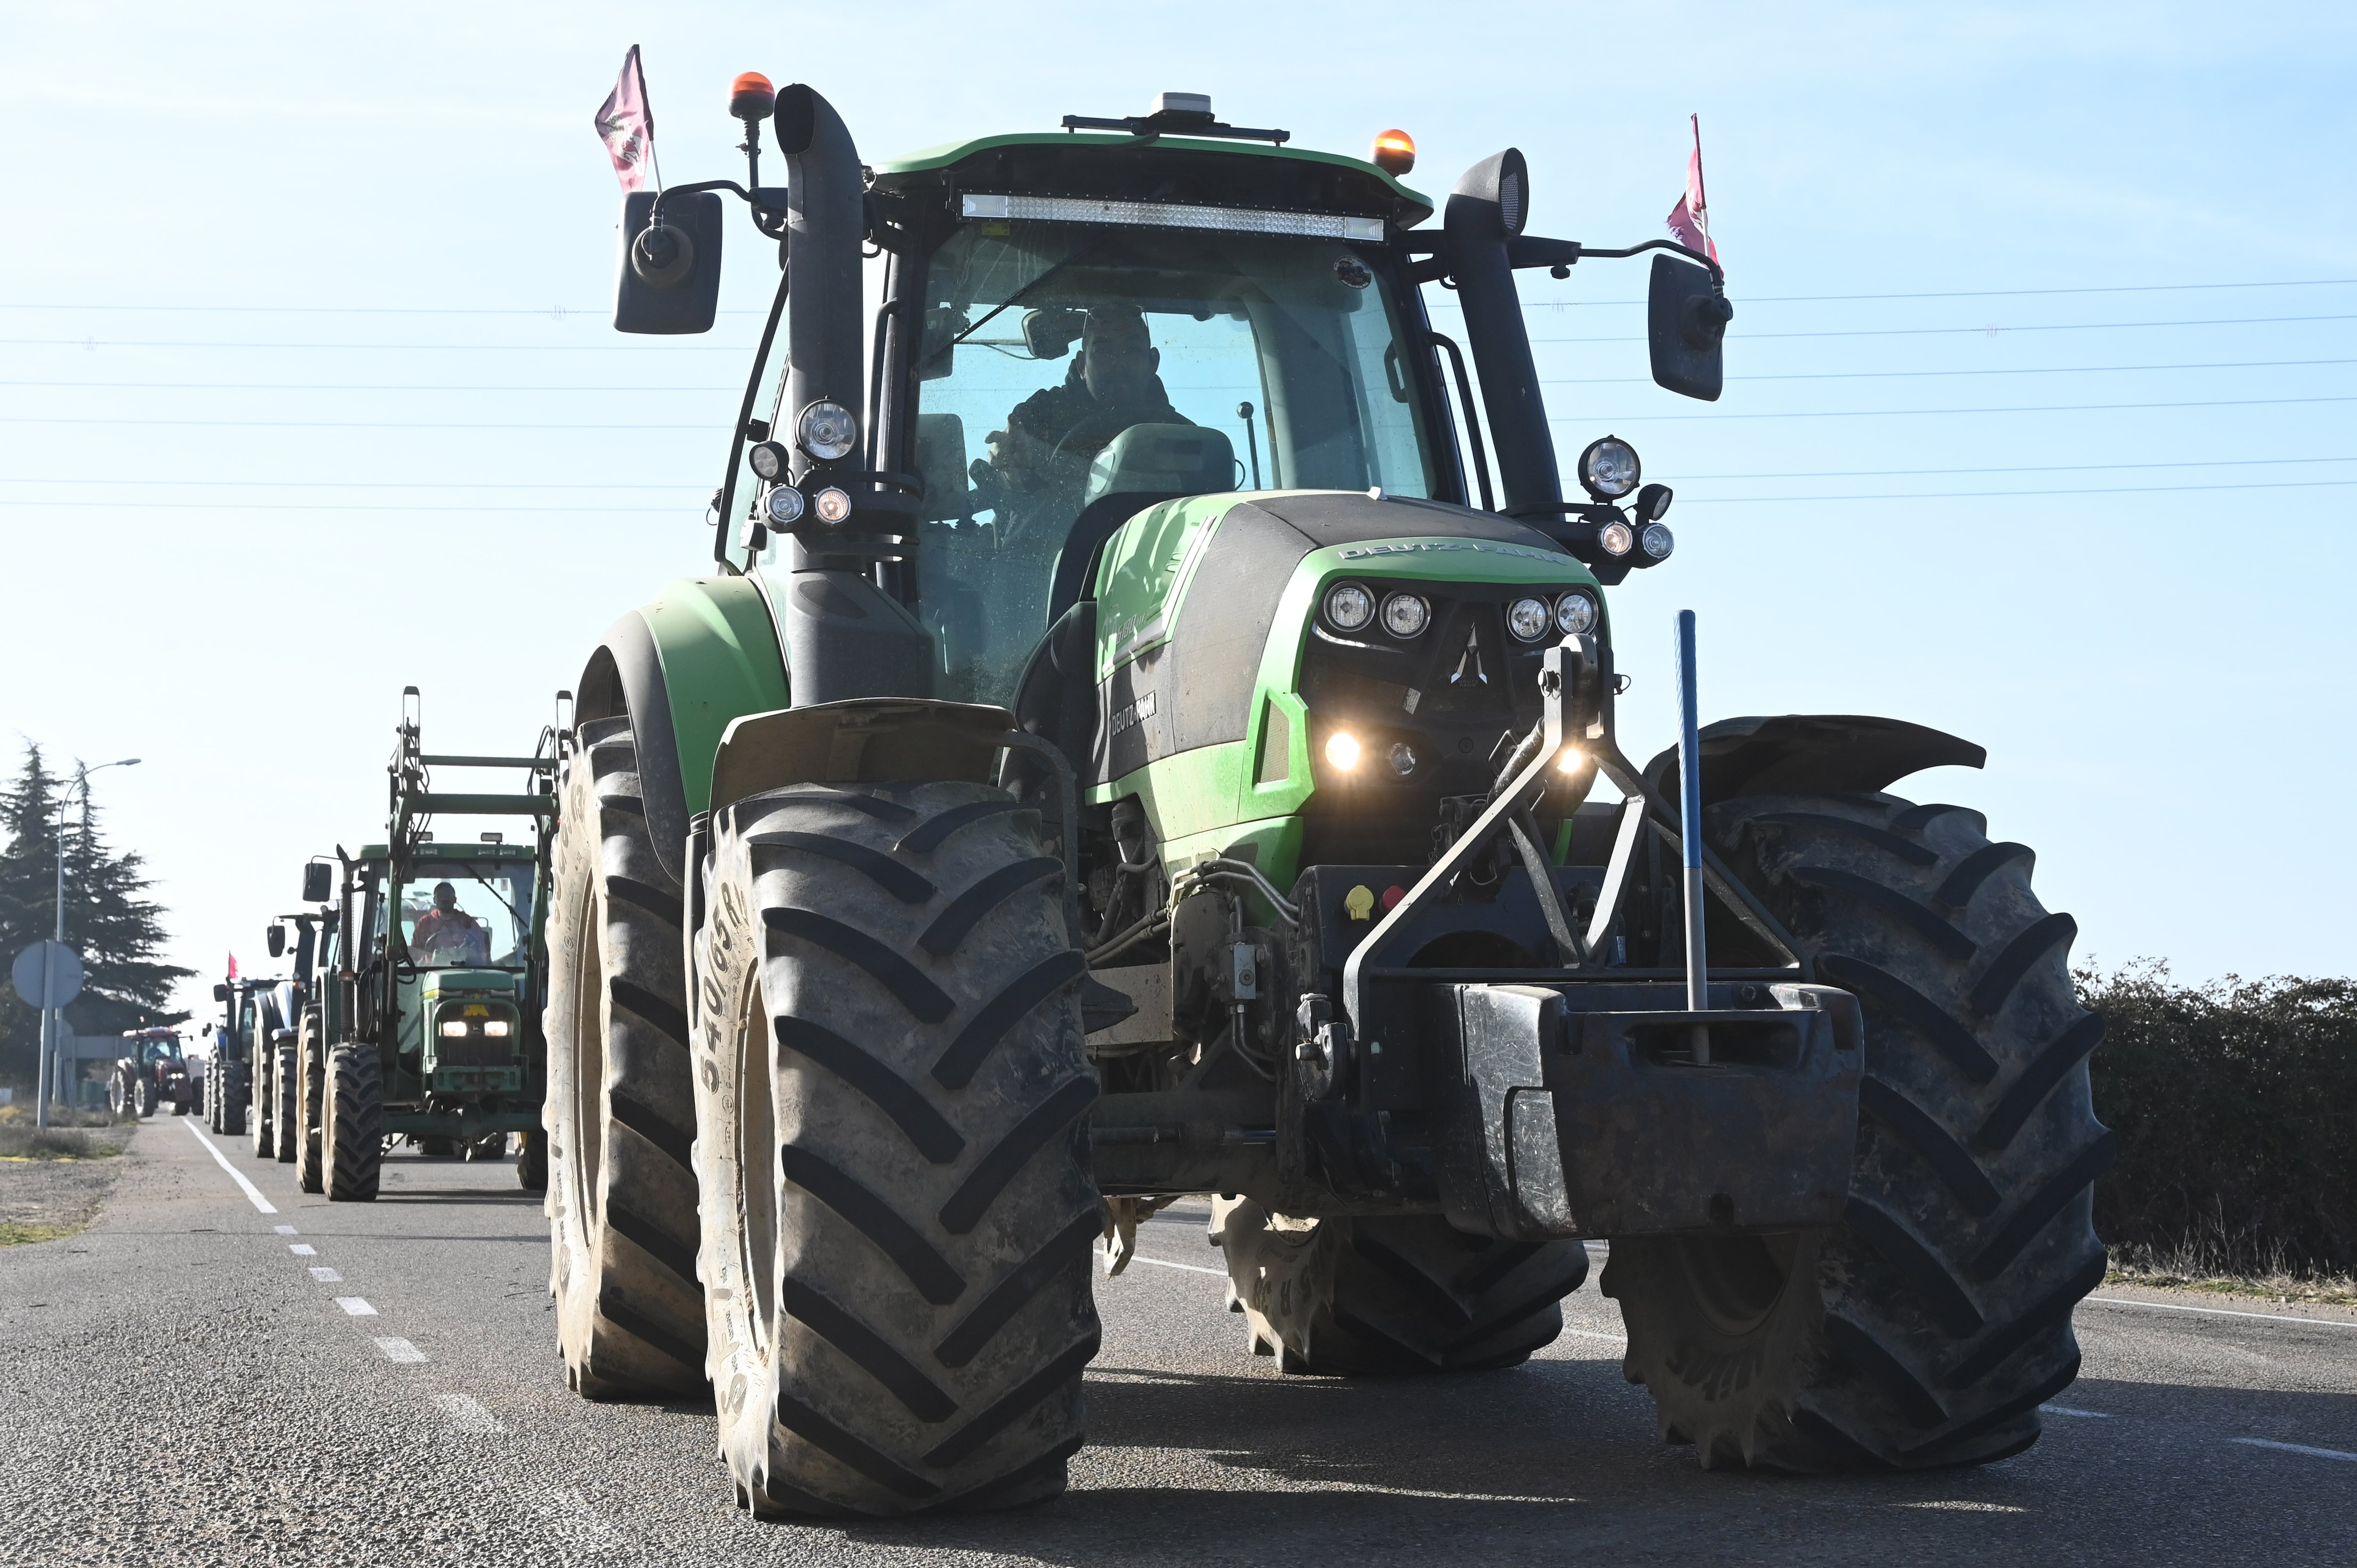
[3,1121,2353,1567]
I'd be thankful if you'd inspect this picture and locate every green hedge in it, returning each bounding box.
[2083,963,2357,1275]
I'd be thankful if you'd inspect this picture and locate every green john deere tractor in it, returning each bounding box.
[544,84,2106,1513]
[301,689,562,1200]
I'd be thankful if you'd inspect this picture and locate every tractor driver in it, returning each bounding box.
[981,302,1191,537]
[409,881,489,966]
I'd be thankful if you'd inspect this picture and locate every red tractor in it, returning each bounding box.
[109,1027,193,1118]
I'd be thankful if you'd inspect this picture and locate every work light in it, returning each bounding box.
[1380,592,1429,638]
[748,440,791,481]
[1507,597,1551,641]
[797,400,858,462]
[1577,436,1641,500]
[1555,590,1599,636]
[764,485,806,526]
[812,486,853,525]
[1597,520,1635,557]
[1641,523,1674,560]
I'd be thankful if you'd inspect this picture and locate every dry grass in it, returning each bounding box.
[2106,1236,2357,1308]
[0,1122,123,1160]
[0,1220,82,1246]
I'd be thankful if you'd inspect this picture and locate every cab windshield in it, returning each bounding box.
[908,223,1438,706]
[396,862,534,969]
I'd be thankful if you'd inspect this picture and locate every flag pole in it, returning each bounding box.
[1689,113,1709,255]
[635,46,663,193]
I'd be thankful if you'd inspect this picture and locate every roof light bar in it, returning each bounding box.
[962,192,1383,243]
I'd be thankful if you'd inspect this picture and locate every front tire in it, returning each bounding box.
[324,1043,382,1202]
[272,1043,299,1163]
[544,718,707,1397]
[294,1018,326,1195]
[1604,790,2108,1470]
[693,781,1100,1517]
[1214,1199,1590,1375]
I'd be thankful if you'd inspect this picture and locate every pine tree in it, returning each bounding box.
[0,743,192,1088]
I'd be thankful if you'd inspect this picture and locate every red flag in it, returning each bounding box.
[596,45,659,192]
[1666,115,1719,265]
[226,952,239,980]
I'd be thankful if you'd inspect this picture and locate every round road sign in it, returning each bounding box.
[11,941,84,1009]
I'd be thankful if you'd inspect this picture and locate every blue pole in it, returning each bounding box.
[1676,611,1709,1061]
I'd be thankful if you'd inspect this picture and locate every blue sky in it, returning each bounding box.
[2,1,2353,1021]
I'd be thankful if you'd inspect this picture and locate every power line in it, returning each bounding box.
[1676,477,2357,503]
[8,277,2354,316]
[0,478,701,490]
[1547,393,2357,423]
[1530,313,2357,345]
[1673,455,2357,481]
[0,381,738,393]
[0,500,692,514]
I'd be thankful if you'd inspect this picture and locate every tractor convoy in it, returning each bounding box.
[222,84,2106,1517]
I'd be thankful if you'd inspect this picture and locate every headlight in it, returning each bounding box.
[1323,583,1374,632]
[796,400,859,462]
[439,1020,469,1037]
[1506,596,1551,642]
[1555,590,1599,635]
[812,486,853,525]
[483,1020,511,1038]
[1597,520,1635,557]
[1386,742,1417,777]
[1641,523,1675,560]
[747,440,791,482]
[1324,731,1362,770]
[764,485,806,525]
[1379,592,1429,638]
[1577,435,1640,500]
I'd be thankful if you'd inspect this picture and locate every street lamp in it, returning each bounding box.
[37,758,139,1123]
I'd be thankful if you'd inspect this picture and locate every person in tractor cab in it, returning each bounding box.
[982,302,1191,537]
[409,881,489,966]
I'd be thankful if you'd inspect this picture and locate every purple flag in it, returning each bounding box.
[596,46,657,192]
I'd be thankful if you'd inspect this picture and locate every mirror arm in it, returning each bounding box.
[1517,235,1723,290]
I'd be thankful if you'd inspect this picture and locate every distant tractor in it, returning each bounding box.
[300,690,562,1201]
[110,1027,191,1118]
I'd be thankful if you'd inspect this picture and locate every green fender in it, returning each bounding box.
[575,574,790,887]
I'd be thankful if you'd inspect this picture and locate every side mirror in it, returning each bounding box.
[266,925,287,960]
[212,983,230,1003]
[614,190,725,335]
[302,863,333,903]
[1648,254,1731,402]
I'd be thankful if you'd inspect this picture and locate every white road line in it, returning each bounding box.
[2231,1437,2357,1463]
[2085,1295,2357,1330]
[289,1244,316,1256]
[431,1391,506,1433]
[181,1120,277,1214]
[1097,1246,1226,1278]
[335,1297,378,1316]
[273,1225,297,1236]
[375,1337,428,1363]
[1561,1329,1627,1344]
[308,1266,343,1283]
[2041,1404,2111,1418]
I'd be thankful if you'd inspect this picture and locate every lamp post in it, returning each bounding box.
[37,757,139,1124]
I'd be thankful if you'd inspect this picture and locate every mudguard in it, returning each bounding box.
[574,575,791,889]
[1644,714,1985,810]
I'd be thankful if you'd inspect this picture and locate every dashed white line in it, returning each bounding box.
[289,1243,317,1256]
[375,1337,428,1363]
[1561,1329,1628,1344]
[2231,1437,2357,1463]
[181,1120,277,1214]
[1097,1245,1225,1277]
[2041,1404,2112,1418]
[2085,1295,2357,1330]
[309,1266,343,1283]
[335,1297,378,1316]
[273,1225,297,1236]
[431,1391,506,1433]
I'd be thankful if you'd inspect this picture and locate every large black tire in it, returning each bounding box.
[218,1068,244,1137]
[272,1042,299,1163]
[1603,790,2108,1470]
[206,1060,223,1132]
[294,1017,326,1195]
[135,1074,157,1119]
[544,719,707,1397]
[250,1050,275,1157]
[1213,1198,1590,1374]
[693,780,1100,1517]
[323,1043,383,1202]
[107,1066,131,1119]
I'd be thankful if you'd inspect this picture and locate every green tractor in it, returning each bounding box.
[543,84,2106,1512]
[302,689,562,1200]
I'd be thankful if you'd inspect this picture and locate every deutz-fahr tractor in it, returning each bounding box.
[297,690,562,1200]
[542,83,2105,1514]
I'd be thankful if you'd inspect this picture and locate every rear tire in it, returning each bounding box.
[324,1043,383,1202]
[219,1069,245,1138]
[1604,790,2107,1470]
[1214,1199,1589,1374]
[251,1050,276,1158]
[136,1075,157,1119]
[206,1060,222,1132]
[544,718,707,1397]
[272,1043,299,1163]
[693,780,1100,1517]
[294,1018,326,1195]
